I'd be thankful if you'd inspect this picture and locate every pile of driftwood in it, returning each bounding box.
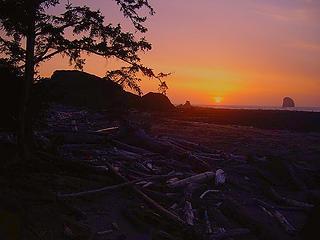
[33,105,319,240]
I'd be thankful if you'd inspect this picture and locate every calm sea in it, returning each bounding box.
[199,105,320,112]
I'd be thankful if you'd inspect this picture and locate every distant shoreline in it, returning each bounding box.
[164,106,320,132]
[181,104,320,113]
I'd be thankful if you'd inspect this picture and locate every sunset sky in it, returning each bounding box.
[38,0,320,107]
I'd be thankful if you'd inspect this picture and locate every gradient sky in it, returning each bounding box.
[37,0,320,106]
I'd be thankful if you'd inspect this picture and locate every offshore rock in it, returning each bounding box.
[282,97,295,108]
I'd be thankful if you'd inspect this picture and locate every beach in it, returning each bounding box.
[161,106,320,132]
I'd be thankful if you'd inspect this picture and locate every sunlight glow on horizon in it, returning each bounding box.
[214,96,223,104]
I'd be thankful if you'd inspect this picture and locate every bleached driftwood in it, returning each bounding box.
[166,136,215,153]
[111,139,151,155]
[256,199,296,234]
[215,169,226,186]
[269,187,314,209]
[165,138,195,152]
[183,184,196,225]
[221,198,292,240]
[123,130,210,171]
[200,190,220,199]
[184,201,195,226]
[168,171,215,188]
[95,127,119,133]
[273,209,296,234]
[58,173,176,199]
[105,162,188,227]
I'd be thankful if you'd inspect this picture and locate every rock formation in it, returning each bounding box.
[282,97,295,108]
[42,70,174,111]
[140,92,175,111]
[183,101,192,108]
[177,101,192,109]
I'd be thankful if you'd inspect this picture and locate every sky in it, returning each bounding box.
[38,0,320,106]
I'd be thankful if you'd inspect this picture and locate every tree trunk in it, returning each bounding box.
[18,2,36,161]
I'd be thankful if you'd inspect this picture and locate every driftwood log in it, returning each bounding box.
[279,158,307,191]
[104,161,188,227]
[220,198,292,240]
[268,187,314,209]
[255,199,296,234]
[57,173,177,199]
[183,184,197,225]
[168,172,215,188]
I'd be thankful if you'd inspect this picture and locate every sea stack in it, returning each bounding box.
[282,97,295,108]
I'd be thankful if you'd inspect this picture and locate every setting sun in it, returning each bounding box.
[214,96,223,104]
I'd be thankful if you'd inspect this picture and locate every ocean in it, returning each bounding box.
[199,105,320,112]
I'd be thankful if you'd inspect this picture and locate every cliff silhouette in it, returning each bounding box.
[43,70,175,111]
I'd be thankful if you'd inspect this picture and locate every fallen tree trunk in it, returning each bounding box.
[255,199,296,234]
[220,198,292,240]
[95,127,119,133]
[268,187,314,209]
[166,137,216,154]
[183,184,197,226]
[105,161,188,228]
[58,173,176,199]
[122,129,210,171]
[111,139,152,155]
[168,172,215,188]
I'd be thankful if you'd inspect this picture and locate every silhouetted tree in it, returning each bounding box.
[0,0,168,160]
[0,61,21,130]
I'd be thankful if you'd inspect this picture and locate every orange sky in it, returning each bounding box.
[38,0,320,107]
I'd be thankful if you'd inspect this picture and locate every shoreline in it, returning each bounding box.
[161,106,320,132]
[176,104,320,113]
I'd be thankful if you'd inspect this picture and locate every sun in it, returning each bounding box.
[214,96,223,104]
